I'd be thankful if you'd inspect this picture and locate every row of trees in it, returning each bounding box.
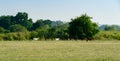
[0,12,99,40]
[99,25,120,31]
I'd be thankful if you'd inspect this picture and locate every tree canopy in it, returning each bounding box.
[68,14,99,40]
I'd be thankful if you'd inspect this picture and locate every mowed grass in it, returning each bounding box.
[0,40,120,61]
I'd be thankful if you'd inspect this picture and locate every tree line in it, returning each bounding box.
[0,12,99,41]
[99,25,120,31]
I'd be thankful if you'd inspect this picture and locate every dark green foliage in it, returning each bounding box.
[0,12,102,41]
[68,14,99,40]
[35,25,49,40]
[43,19,52,26]
[0,12,33,31]
[14,12,28,23]
[47,28,56,39]
[20,20,33,30]
[9,24,27,32]
[51,20,63,27]
[53,23,69,40]
[0,27,6,33]
[30,31,38,39]
[0,16,12,29]
[32,19,45,30]
[14,12,33,30]
[32,19,52,30]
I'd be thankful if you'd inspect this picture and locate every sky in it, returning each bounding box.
[0,0,120,25]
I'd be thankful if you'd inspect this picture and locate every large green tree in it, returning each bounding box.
[32,19,45,30]
[14,12,28,23]
[0,16,12,29]
[43,19,52,26]
[32,19,52,30]
[14,12,33,30]
[68,14,99,40]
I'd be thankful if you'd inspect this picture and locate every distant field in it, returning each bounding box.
[0,40,120,61]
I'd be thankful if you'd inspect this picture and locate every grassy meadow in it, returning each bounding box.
[0,40,120,61]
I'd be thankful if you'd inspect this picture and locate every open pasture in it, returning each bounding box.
[0,40,120,61]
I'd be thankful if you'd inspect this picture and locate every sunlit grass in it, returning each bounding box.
[0,40,120,61]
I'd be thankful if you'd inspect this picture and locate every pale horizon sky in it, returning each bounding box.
[0,0,120,25]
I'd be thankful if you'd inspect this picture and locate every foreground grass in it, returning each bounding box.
[0,40,120,61]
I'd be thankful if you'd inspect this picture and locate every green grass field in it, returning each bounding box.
[0,40,120,61]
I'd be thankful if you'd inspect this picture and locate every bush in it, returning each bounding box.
[94,31,120,40]
[30,31,39,40]
[0,32,31,41]
[0,34,5,40]
[9,24,28,32]
[0,27,6,33]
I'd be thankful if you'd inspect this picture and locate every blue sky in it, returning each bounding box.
[0,0,120,25]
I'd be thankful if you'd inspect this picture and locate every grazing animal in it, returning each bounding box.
[86,37,93,42]
[55,38,60,41]
[33,38,39,41]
